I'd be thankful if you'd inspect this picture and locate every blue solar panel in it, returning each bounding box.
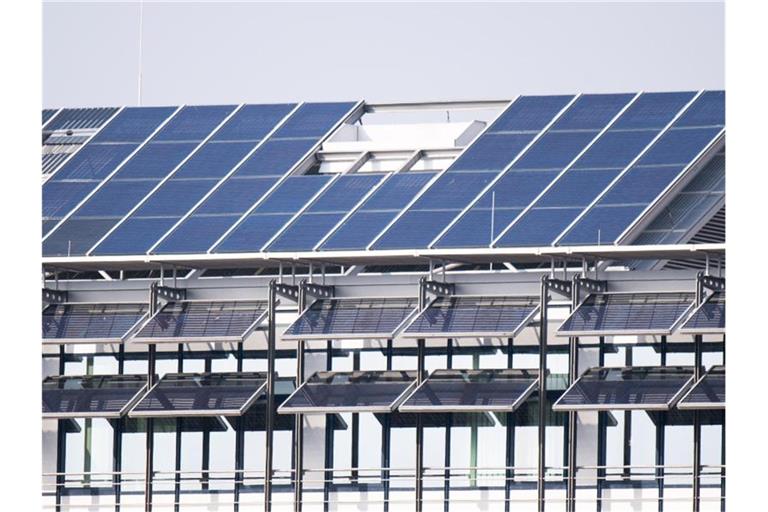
[152,215,241,254]
[193,177,279,215]
[43,375,148,418]
[549,93,634,131]
[357,173,436,210]
[43,181,101,220]
[74,179,158,217]
[91,106,176,143]
[473,170,562,208]
[247,175,331,213]
[610,92,696,130]
[43,218,122,256]
[215,214,295,253]
[132,179,220,217]
[43,302,149,342]
[306,174,382,212]
[234,138,317,177]
[674,91,725,127]
[151,105,236,142]
[449,133,535,172]
[267,213,346,252]
[558,292,694,335]
[211,104,296,142]
[677,366,725,409]
[409,172,497,210]
[495,209,584,247]
[91,217,179,255]
[489,95,574,132]
[433,208,522,248]
[319,211,396,251]
[44,107,118,131]
[111,142,199,179]
[534,169,621,207]
[170,142,258,179]
[637,127,722,166]
[271,102,356,138]
[679,291,725,334]
[47,143,137,181]
[373,210,463,250]
[570,130,658,169]
[510,131,597,170]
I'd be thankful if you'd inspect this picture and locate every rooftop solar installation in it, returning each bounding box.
[42,302,149,344]
[679,291,725,334]
[552,366,695,411]
[42,374,148,419]
[128,372,267,417]
[402,295,539,338]
[677,365,725,410]
[277,370,418,414]
[130,300,268,343]
[557,292,695,336]
[282,297,418,340]
[398,369,539,413]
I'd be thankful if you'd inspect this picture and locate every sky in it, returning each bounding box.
[42,1,724,108]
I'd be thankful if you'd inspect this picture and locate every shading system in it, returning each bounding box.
[42,374,148,419]
[398,369,539,413]
[129,372,267,417]
[677,365,725,410]
[282,297,418,340]
[42,302,149,344]
[130,300,268,343]
[552,366,695,411]
[557,292,695,336]
[679,291,725,334]
[278,370,418,414]
[402,295,539,338]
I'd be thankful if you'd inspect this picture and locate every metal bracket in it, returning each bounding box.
[699,274,725,292]
[422,279,455,297]
[42,288,68,304]
[155,285,186,302]
[577,277,608,294]
[274,282,300,302]
[544,277,572,298]
[301,281,335,299]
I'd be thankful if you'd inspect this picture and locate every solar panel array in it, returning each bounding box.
[558,292,694,335]
[129,372,267,417]
[680,291,725,334]
[552,366,694,411]
[282,297,418,339]
[42,374,147,418]
[42,302,148,343]
[278,370,417,413]
[403,295,538,337]
[132,300,267,343]
[398,369,539,412]
[677,365,725,409]
[41,92,724,258]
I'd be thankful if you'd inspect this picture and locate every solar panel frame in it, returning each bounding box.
[129,299,268,344]
[400,295,540,339]
[676,365,725,410]
[128,372,268,417]
[679,291,725,334]
[281,297,420,341]
[552,366,695,412]
[398,369,540,413]
[42,302,150,345]
[557,292,696,337]
[277,370,419,414]
[42,374,149,419]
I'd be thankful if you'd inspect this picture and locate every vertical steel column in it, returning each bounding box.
[720,333,726,512]
[323,340,334,512]
[566,276,580,512]
[444,339,454,512]
[351,351,361,484]
[294,284,307,512]
[234,342,244,512]
[144,344,156,512]
[415,278,427,512]
[174,345,183,512]
[504,338,515,512]
[657,336,667,512]
[114,344,125,512]
[382,339,393,512]
[596,337,606,512]
[201,357,212,491]
[538,277,549,512]
[55,345,66,512]
[623,347,633,480]
[692,276,704,512]
[264,281,278,512]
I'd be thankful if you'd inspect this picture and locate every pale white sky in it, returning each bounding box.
[43,1,724,108]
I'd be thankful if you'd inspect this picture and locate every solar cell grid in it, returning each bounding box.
[42,374,148,418]
[43,303,148,343]
[403,295,539,338]
[44,107,119,131]
[132,300,268,343]
[278,370,418,413]
[677,366,725,409]
[558,292,695,336]
[552,366,695,411]
[129,372,267,417]
[398,369,539,412]
[282,297,418,340]
[679,291,725,334]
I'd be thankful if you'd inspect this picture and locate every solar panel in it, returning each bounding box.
[382,411,496,428]
[43,302,149,344]
[282,297,418,340]
[277,370,418,414]
[402,296,539,338]
[552,366,695,411]
[398,369,539,413]
[42,374,148,419]
[44,107,119,131]
[129,372,267,417]
[677,365,725,410]
[131,300,268,343]
[679,291,725,334]
[557,292,695,336]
